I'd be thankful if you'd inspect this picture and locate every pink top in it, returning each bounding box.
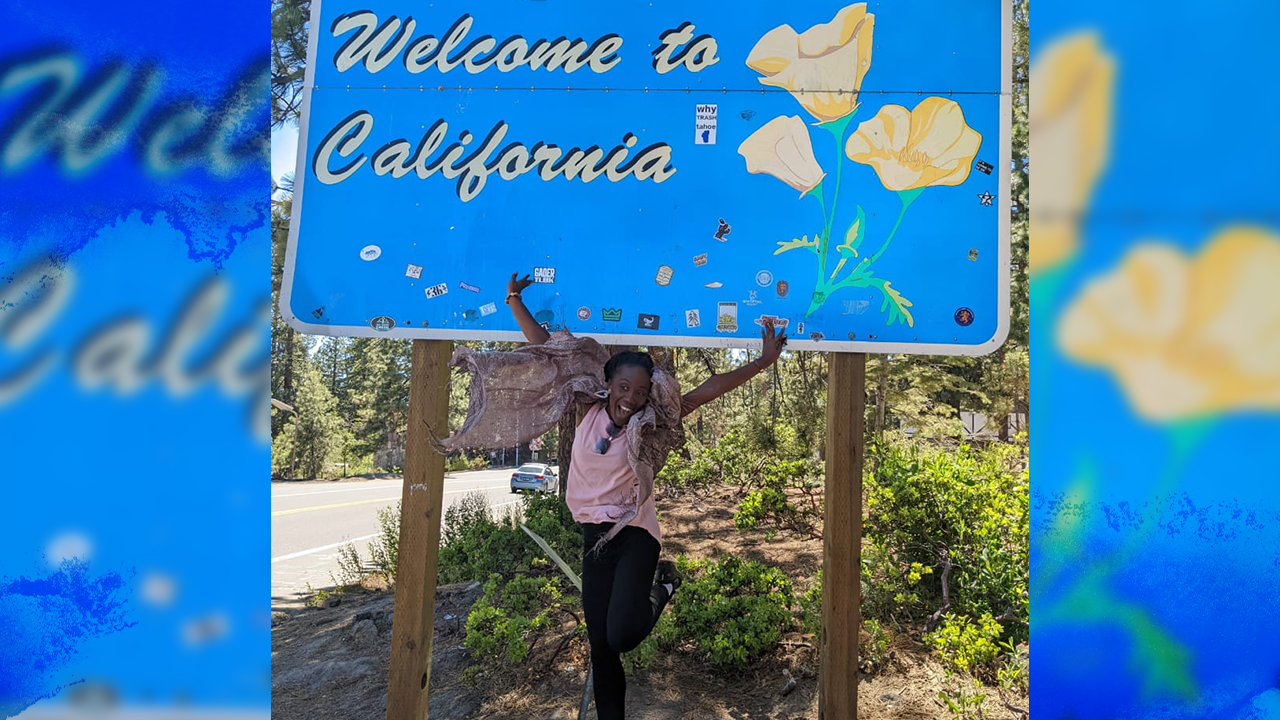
[566,402,662,545]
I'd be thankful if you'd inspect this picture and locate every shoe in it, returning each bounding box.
[656,559,682,594]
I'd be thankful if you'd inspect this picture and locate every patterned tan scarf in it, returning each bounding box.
[440,331,684,554]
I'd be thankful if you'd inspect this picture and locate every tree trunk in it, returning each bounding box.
[284,326,294,400]
[769,365,778,420]
[557,408,574,501]
[875,357,888,444]
[995,345,1010,442]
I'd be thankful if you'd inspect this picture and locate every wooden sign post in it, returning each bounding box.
[821,352,866,719]
[386,339,452,720]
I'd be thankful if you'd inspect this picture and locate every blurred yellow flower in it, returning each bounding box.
[1057,227,1280,420]
[738,115,827,196]
[746,3,874,123]
[843,97,981,192]
[1029,32,1114,274]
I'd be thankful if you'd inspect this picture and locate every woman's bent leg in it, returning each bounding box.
[582,524,626,720]
[605,527,661,654]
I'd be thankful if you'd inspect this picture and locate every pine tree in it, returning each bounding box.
[275,359,343,479]
[346,337,411,468]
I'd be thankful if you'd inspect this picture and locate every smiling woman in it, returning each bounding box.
[437,271,787,720]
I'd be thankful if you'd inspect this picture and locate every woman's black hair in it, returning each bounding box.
[604,351,654,382]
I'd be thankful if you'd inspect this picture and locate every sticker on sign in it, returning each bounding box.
[753,314,789,329]
[695,103,717,145]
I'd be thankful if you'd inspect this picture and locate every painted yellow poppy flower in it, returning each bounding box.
[1057,227,1280,420]
[1029,32,1115,274]
[746,3,874,123]
[738,115,827,196]
[844,97,982,192]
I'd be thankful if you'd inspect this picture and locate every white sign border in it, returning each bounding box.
[281,0,1012,357]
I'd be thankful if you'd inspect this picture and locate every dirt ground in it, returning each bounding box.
[271,488,1028,720]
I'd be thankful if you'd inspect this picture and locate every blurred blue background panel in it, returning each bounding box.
[1032,1,1280,718]
[0,0,268,718]
[285,0,1010,355]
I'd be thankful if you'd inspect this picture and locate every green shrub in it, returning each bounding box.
[657,428,755,493]
[464,573,565,664]
[997,639,1029,695]
[938,676,988,720]
[733,457,823,539]
[863,618,892,669]
[444,453,490,472]
[664,554,794,668]
[368,502,400,579]
[744,418,811,462]
[437,492,515,584]
[863,442,1028,644]
[438,491,583,586]
[519,491,582,570]
[621,612,673,677]
[304,584,342,608]
[924,612,1003,680]
[455,493,584,667]
[798,571,823,637]
[332,542,365,587]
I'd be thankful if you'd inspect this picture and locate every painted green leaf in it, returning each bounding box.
[879,280,915,327]
[835,205,866,258]
[774,233,820,256]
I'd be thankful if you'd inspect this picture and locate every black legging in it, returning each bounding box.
[581,522,671,720]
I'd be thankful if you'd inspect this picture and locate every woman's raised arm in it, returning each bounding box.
[680,318,787,418]
[505,272,551,344]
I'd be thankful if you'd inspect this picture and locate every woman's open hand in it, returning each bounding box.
[508,272,534,297]
[761,317,788,366]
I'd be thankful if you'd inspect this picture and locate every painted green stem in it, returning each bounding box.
[869,188,922,264]
[817,114,855,282]
[800,113,858,318]
[833,187,922,291]
[806,182,828,292]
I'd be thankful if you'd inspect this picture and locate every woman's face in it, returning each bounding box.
[606,364,651,427]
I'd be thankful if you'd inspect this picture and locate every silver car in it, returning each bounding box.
[510,463,559,494]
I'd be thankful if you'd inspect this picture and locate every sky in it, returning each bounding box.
[271,125,299,190]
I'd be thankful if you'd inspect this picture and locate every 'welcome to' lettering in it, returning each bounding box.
[332,12,624,75]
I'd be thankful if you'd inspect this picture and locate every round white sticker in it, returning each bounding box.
[360,245,382,261]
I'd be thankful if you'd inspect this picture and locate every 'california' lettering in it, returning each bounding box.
[312,112,676,201]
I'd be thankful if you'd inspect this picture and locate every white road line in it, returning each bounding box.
[272,478,507,498]
[271,496,522,563]
[445,484,511,495]
[271,483,403,498]
[271,485,513,514]
[271,533,380,564]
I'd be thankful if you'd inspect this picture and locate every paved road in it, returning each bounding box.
[271,468,550,600]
